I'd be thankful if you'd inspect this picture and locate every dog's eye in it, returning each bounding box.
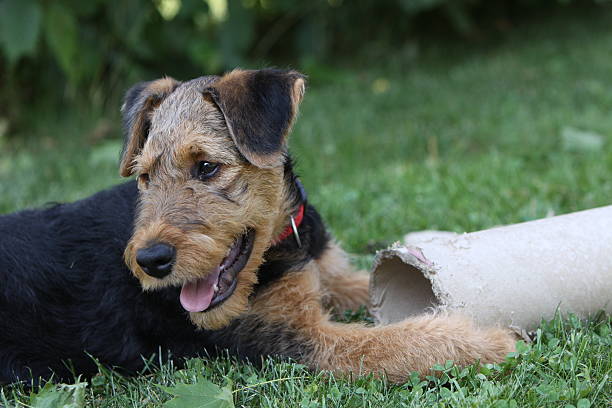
[196,161,220,180]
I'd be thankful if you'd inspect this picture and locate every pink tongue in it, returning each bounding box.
[180,269,220,313]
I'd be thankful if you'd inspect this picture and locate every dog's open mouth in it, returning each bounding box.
[179,229,255,313]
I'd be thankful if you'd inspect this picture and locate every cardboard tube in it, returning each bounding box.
[369,206,612,330]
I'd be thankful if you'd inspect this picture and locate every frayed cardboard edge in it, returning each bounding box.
[370,242,453,324]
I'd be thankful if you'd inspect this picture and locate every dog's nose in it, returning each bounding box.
[136,243,176,278]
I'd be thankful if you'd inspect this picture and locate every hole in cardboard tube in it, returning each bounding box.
[373,256,439,324]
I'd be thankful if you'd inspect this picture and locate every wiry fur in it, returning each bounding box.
[0,69,516,385]
[250,264,515,383]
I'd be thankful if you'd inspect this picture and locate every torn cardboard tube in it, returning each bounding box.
[369,206,612,330]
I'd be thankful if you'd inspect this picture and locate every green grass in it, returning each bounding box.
[2,8,612,408]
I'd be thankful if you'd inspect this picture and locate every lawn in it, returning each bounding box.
[1,7,611,408]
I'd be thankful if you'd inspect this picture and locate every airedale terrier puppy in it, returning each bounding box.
[0,69,515,384]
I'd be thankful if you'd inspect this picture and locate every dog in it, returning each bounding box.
[0,69,515,384]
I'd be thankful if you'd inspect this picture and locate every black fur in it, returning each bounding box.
[0,176,325,384]
[255,159,328,291]
[203,69,304,166]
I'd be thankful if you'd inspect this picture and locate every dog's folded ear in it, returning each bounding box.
[119,77,181,177]
[203,69,306,168]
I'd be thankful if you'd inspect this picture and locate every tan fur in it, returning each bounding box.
[119,77,181,177]
[122,72,310,330]
[251,261,516,382]
[287,76,305,135]
[316,243,370,313]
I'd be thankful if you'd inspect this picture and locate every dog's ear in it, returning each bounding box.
[202,69,306,168]
[119,77,181,177]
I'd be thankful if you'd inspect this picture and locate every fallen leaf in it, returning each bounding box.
[29,381,87,408]
[161,376,234,408]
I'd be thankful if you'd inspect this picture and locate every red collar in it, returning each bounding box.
[273,204,305,246]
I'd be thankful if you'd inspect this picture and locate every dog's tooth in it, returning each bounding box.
[213,283,219,292]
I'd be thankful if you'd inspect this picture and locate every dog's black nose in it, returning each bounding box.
[136,243,175,278]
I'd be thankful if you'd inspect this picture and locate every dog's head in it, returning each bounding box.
[120,69,305,330]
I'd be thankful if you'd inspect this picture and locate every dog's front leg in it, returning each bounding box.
[250,261,516,383]
[315,243,370,313]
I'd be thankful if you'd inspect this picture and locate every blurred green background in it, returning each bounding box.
[1,0,612,249]
[0,0,610,123]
